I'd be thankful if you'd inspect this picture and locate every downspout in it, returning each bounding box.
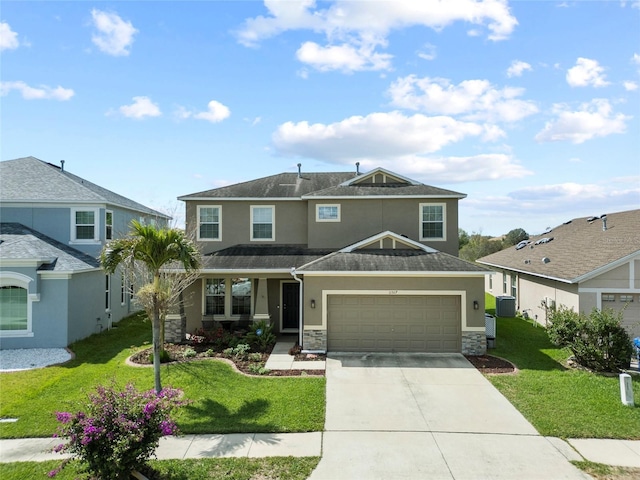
[290,267,304,348]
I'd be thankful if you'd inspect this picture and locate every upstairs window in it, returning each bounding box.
[106,211,113,240]
[251,206,274,241]
[420,204,445,241]
[316,204,341,222]
[198,206,221,241]
[72,208,99,242]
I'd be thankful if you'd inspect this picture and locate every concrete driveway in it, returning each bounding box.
[309,353,591,480]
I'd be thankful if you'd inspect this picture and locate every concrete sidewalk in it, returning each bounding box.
[1,434,639,468]
[264,340,325,371]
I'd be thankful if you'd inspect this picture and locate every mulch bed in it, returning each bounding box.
[464,354,517,374]
[128,343,324,377]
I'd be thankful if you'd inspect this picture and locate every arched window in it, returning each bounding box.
[0,272,36,337]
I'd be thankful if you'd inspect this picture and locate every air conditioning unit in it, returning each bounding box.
[496,296,516,317]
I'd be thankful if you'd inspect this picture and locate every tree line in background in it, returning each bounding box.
[458,227,528,262]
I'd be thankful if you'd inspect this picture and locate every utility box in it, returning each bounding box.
[496,296,516,318]
[485,314,496,348]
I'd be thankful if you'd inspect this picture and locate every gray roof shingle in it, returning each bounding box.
[200,245,334,270]
[0,223,100,272]
[178,170,465,199]
[298,249,490,273]
[1,157,169,218]
[477,209,640,282]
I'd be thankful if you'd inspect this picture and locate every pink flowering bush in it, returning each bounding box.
[51,382,187,479]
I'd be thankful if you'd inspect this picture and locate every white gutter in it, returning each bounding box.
[290,267,304,348]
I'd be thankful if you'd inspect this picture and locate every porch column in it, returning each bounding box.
[252,277,271,323]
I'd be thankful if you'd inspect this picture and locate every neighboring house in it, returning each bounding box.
[0,156,170,348]
[178,166,490,355]
[477,209,640,339]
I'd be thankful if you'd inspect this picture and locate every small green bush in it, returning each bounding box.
[248,363,270,375]
[182,348,197,359]
[248,352,263,362]
[150,350,171,364]
[548,306,632,372]
[246,320,276,352]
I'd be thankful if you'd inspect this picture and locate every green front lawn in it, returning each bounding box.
[485,294,640,439]
[0,457,321,480]
[0,313,325,439]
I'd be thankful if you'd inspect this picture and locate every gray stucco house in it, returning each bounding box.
[178,166,490,355]
[477,209,640,339]
[0,156,170,349]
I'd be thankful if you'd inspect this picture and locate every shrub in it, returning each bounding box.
[246,320,276,352]
[548,306,633,372]
[248,363,270,375]
[248,352,263,362]
[51,382,187,479]
[182,347,197,359]
[150,349,171,364]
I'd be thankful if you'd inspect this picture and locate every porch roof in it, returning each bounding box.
[200,245,334,271]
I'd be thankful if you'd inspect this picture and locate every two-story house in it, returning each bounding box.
[178,166,490,355]
[0,156,170,349]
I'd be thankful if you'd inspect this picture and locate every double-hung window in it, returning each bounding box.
[420,203,446,241]
[316,204,340,222]
[204,278,252,317]
[251,206,274,241]
[0,286,28,332]
[105,211,113,240]
[205,278,225,315]
[71,208,99,243]
[198,206,221,241]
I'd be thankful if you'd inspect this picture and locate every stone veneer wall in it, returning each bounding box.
[462,331,487,356]
[165,314,186,344]
[303,329,327,352]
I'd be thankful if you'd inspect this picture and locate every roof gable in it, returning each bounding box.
[342,168,419,187]
[340,231,438,253]
[477,209,640,283]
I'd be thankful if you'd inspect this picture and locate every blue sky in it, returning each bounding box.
[2,1,639,235]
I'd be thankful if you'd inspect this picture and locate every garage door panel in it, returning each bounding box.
[327,294,461,353]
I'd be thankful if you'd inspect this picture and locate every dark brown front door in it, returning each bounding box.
[282,283,300,330]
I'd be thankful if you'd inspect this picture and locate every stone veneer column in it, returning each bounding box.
[164,314,186,343]
[461,331,487,355]
[303,329,327,352]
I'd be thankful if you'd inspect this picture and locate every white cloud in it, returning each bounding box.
[624,81,638,91]
[387,75,538,123]
[0,21,20,51]
[633,53,640,66]
[296,40,392,72]
[118,96,161,119]
[91,9,138,56]
[272,111,502,164]
[0,81,74,100]
[176,100,231,123]
[566,57,610,87]
[193,100,231,123]
[535,99,629,144]
[236,0,517,72]
[417,43,437,61]
[506,60,532,77]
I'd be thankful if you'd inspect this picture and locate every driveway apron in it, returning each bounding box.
[309,353,591,480]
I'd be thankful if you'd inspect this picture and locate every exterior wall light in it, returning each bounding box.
[310,299,316,309]
[473,300,479,310]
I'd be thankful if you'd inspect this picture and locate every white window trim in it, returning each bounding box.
[250,205,275,241]
[316,204,341,222]
[419,203,446,241]
[70,207,100,244]
[197,205,222,241]
[0,272,38,338]
[105,274,111,312]
[120,274,126,306]
[105,210,113,241]
[203,278,253,318]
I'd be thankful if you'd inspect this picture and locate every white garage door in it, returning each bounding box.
[327,294,461,353]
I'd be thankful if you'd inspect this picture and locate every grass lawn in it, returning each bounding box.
[0,313,325,439]
[0,457,321,480]
[485,294,640,439]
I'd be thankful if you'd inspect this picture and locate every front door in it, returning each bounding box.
[281,282,300,331]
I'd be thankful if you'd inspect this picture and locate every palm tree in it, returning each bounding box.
[101,220,200,392]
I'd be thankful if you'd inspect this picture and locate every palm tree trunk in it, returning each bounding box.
[152,276,162,393]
